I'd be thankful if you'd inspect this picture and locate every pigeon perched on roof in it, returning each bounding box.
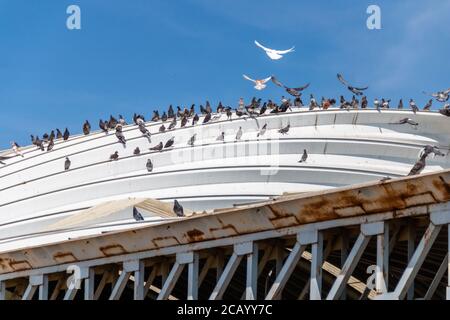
[337,73,368,96]
[257,124,267,137]
[63,128,70,141]
[115,127,126,146]
[192,113,199,125]
[133,207,144,221]
[110,151,119,161]
[408,153,427,176]
[168,118,177,130]
[254,40,294,60]
[173,200,185,217]
[423,99,433,111]
[83,121,91,135]
[298,149,308,163]
[203,112,211,124]
[398,99,404,109]
[149,142,163,152]
[133,147,141,155]
[242,74,272,90]
[159,124,166,132]
[409,99,419,114]
[47,138,54,152]
[164,137,175,148]
[146,159,153,172]
[278,124,290,135]
[216,132,225,141]
[99,120,109,133]
[64,157,71,170]
[56,129,63,139]
[187,134,196,146]
[235,127,243,140]
[11,141,24,157]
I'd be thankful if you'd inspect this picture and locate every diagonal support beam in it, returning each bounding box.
[265,239,306,300]
[392,222,442,300]
[326,233,371,300]
[94,271,110,300]
[158,252,194,300]
[143,267,157,298]
[423,253,448,300]
[210,243,253,300]
[109,271,131,300]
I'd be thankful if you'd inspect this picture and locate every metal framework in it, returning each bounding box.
[0,170,449,300]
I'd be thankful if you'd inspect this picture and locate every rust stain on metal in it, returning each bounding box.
[53,252,78,263]
[151,236,181,247]
[186,229,205,242]
[9,260,32,272]
[99,244,128,256]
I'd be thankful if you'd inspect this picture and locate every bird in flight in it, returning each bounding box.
[242,74,272,91]
[271,76,310,97]
[254,40,294,60]
[337,74,368,96]
[422,88,450,103]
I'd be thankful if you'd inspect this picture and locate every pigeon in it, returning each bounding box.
[409,99,419,114]
[99,120,109,133]
[173,200,185,217]
[192,113,199,125]
[271,76,310,97]
[420,145,445,158]
[390,118,418,127]
[161,112,168,122]
[35,137,44,151]
[423,99,432,111]
[108,115,118,129]
[374,98,381,111]
[254,40,294,60]
[118,115,127,125]
[257,124,267,137]
[422,88,450,102]
[235,127,243,140]
[49,130,55,141]
[146,159,153,172]
[150,142,163,152]
[361,96,368,109]
[151,110,160,122]
[278,124,290,135]
[56,129,63,139]
[337,74,368,96]
[180,116,188,128]
[187,134,196,146]
[133,207,144,221]
[309,95,318,110]
[382,98,390,109]
[47,138,54,152]
[83,121,91,135]
[164,137,175,148]
[242,74,272,90]
[11,142,24,157]
[110,151,119,161]
[159,125,166,132]
[63,128,70,141]
[64,157,71,170]
[203,112,211,124]
[439,105,450,117]
[216,132,225,141]
[408,154,427,176]
[298,149,308,163]
[138,121,151,141]
[168,105,175,119]
[133,147,141,155]
[168,118,177,130]
[226,108,232,120]
[115,128,126,146]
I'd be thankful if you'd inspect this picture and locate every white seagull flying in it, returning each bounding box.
[243,74,272,90]
[254,40,294,60]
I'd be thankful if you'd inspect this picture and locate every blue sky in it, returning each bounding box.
[0,0,449,149]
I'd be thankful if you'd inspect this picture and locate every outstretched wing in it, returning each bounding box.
[291,83,310,91]
[261,76,272,84]
[337,73,349,86]
[444,88,450,94]
[273,46,295,54]
[243,74,256,83]
[254,40,271,52]
[353,86,368,91]
[271,76,284,88]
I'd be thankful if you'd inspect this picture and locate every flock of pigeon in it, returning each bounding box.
[0,41,449,218]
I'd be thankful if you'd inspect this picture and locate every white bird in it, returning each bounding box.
[242,74,272,90]
[254,40,294,60]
